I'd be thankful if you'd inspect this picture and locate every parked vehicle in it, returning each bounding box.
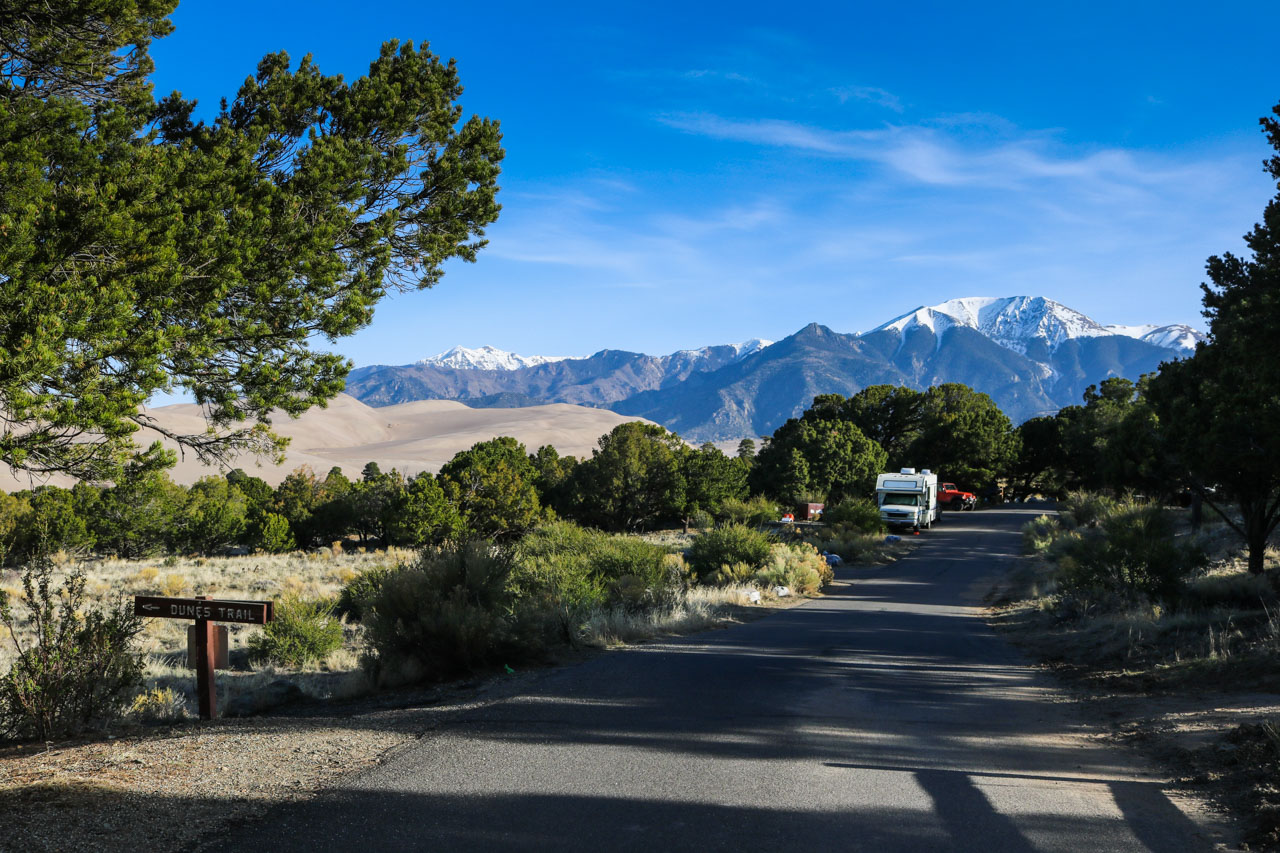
[938,482,977,511]
[875,468,939,532]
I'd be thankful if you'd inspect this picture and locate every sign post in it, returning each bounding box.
[195,597,217,719]
[134,594,274,720]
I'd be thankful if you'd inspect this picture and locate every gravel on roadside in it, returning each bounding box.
[0,674,541,853]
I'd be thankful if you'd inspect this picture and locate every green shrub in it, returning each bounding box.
[1060,491,1117,528]
[255,511,296,554]
[336,564,398,622]
[688,509,714,530]
[718,496,780,527]
[820,498,883,534]
[1053,501,1204,602]
[509,523,608,632]
[804,531,885,563]
[247,594,344,668]
[687,524,773,583]
[0,556,144,742]
[1022,515,1061,553]
[586,535,673,601]
[362,542,534,684]
[511,522,677,614]
[754,543,829,594]
[708,561,755,586]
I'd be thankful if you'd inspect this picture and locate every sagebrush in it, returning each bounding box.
[0,556,144,741]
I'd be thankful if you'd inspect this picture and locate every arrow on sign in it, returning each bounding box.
[141,604,161,612]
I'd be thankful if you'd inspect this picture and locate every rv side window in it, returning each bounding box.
[882,494,919,506]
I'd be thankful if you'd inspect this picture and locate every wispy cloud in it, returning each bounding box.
[657,112,1213,195]
[830,85,903,112]
[683,69,757,85]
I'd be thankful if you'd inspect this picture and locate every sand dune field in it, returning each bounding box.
[1,394,654,490]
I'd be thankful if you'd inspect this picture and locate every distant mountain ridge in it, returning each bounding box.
[420,345,571,371]
[415,338,774,372]
[344,296,1203,442]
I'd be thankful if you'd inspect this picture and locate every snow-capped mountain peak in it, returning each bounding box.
[419,345,573,371]
[731,338,774,358]
[1104,323,1205,352]
[870,295,1191,354]
[663,338,774,370]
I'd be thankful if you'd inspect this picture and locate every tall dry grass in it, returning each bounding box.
[0,547,413,719]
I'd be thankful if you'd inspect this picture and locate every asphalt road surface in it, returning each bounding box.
[236,506,1233,852]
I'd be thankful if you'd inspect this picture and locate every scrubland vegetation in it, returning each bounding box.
[0,491,899,743]
[1001,493,1280,847]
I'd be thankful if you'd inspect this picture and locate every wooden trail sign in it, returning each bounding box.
[134,596,273,624]
[134,594,274,720]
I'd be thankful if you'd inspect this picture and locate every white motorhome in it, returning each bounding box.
[876,468,939,531]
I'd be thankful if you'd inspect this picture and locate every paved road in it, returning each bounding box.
[239,506,1232,851]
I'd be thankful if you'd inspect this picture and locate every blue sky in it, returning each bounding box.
[150,1,1280,366]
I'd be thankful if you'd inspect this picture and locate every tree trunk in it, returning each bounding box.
[1245,499,1269,575]
[1247,538,1266,575]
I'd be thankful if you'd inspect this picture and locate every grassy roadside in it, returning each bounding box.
[990,505,1280,850]
[1,526,911,728]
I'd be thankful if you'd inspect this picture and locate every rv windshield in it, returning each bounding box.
[882,494,919,506]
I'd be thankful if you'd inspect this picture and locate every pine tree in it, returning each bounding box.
[0,1,503,480]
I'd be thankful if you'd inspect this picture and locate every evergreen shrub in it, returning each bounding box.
[336,564,398,622]
[511,522,676,614]
[1022,515,1062,553]
[362,542,531,684]
[718,496,781,527]
[821,498,883,534]
[1038,498,1205,603]
[247,594,343,667]
[687,524,773,583]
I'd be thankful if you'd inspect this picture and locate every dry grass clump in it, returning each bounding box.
[579,584,768,647]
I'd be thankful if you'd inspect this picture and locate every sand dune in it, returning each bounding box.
[1,394,654,490]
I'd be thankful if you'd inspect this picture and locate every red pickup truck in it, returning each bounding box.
[939,482,977,510]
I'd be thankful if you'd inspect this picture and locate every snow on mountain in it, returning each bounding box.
[424,340,773,372]
[872,296,1109,353]
[733,338,774,358]
[871,296,1200,355]
[669,338,774,363]
[1104,323,1205,351]
[420,346,574,371]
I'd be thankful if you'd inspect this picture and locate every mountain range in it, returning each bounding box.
[344,296,1205,443]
